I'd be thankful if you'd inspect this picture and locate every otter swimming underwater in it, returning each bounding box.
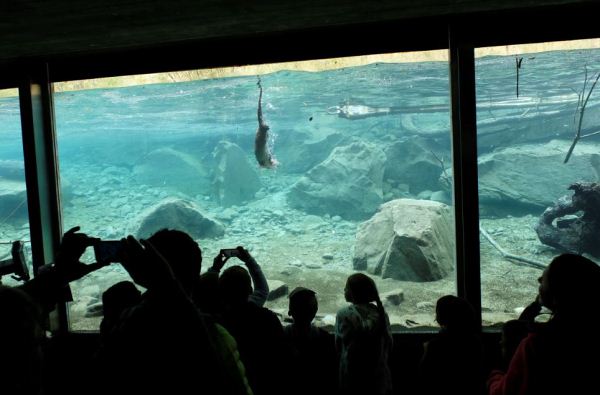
[254,78,278,168]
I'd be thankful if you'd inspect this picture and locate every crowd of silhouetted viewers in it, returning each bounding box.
[1,225,599,395]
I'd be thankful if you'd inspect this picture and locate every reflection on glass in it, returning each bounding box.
[54,51,457,331]
[0,89,32,287]
[476,39,600,325]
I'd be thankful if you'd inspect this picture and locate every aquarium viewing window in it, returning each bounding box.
[475,39,600,325]
[52,50,463,331]
[0,89,33,287]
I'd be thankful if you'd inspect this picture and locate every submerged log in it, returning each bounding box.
[535,182,600,257]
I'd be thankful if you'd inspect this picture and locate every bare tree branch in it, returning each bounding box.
[480,224,546,269]
[564,70,600,164]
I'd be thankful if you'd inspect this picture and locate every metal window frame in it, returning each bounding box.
[19,63,67,333]
[7,3,600,333]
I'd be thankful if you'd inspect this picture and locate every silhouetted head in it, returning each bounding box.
[344,273,379,304]
[219,265,252,307]
[538,253,600,317]
[102,281,141,321]
[147,229,202,293]
[500,319,529,362]
[288,287,318,326]
[435,295,478,334]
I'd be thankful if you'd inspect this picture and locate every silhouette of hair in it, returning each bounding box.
[146,228,202,292]
[288,287,318,323]
[219,265,252,305]
[346,273,379,304]
[544,253,600,316]
[345,273,386,331]
[435,295,478,334]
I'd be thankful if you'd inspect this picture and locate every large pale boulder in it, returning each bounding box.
[353,199,454,282]
[136,198,224,239]
[287,140,386,220]
[133,147,211,197]
[211,141,260,207]
[478,140,598,210]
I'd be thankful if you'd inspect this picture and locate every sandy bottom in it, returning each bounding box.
[61,213,561,332]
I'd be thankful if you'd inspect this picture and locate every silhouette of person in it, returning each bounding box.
[218,263,286,395]
[96,229,251,394]
[3,226,113,395]
[284,287,336,395]
[419,295,484,395]
[498,319,529,370]
[99,280,141,340]
[335,273,393,395]
[196,246,269,316]
[487,253,600,395]
[0,285,44,395]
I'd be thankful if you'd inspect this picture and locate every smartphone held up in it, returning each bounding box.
[221,248,239,258]
[93,240,125,264]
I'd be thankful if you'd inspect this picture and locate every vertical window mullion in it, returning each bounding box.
[448,23,482,326]
[19,63,67,332]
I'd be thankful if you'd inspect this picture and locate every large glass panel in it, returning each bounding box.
[55,51,456,331]
[476,39,600,326]
[0,89,33,286]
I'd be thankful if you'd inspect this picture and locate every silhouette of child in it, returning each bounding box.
[335,273,393,395]
[498,319,529,370]
[284,287,336,395]
[99,280,141,339]
[419,295,484,395]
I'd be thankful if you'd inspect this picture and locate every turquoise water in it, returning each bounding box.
[2,48,600,330]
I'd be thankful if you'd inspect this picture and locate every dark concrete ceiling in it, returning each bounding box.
[0,0,592,66]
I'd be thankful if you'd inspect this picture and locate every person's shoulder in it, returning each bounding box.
[253,304,283,325]
[336,304,357,317]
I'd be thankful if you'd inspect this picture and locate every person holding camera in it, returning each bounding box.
[0,226,112,395]
[93,228,254,395]
[195,246,269,317]
[217,251,287,395]
[210,246,269,306]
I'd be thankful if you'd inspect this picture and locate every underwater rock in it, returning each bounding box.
[0,160,25,180]
[211,141,261,207]
[136,198,225,239]
[535,182,600,257]
[133,147,211,197]
[0,178,28,224]
[430,190,451,205]
[353,199,454,282]
[478,140,598,211]
[276,131,350,173]
[287,139,386,220]
[383,137,448,194]
[266,279,289,301]
[382,289,405,306]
